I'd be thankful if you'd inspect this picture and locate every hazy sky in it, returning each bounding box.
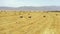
[0,0,60,7]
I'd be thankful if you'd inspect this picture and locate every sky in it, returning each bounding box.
[0,0,60,7]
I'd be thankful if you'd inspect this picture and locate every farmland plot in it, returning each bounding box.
[0,11,60,34]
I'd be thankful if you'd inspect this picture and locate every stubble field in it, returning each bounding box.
[0,10,60,34]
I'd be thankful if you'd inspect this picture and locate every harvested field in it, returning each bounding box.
[0,11,60,34]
